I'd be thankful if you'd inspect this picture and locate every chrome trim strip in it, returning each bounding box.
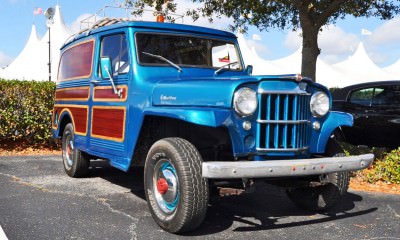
[257,120,310,124]
[258,89,311,95]
[202,154,374,179]
[256,147,309,152]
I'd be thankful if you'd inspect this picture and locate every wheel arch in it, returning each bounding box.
[57,113,72,138]
[131,114,233,167]
[314,111,353,153]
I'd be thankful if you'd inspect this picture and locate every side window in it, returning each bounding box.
[58,40,94,81]
[372,86,400,106]
[100,33,130,75]
[349,88,374,106]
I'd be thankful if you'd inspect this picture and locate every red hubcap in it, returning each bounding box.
[156,178,169,195]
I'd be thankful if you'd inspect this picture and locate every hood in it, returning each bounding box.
[152,74,313,108]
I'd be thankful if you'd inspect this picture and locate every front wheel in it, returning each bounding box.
[286,139,350,211]
[62,123,89,178]
[144,138,209,233]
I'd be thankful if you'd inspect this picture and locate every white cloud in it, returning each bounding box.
[0,51,13,67]
[283,31,302,50]
[69,14,102,34]
[319,25,359,54]
[246,39,270,55]
[283,25,360,64]
[176,0,231,31]
[368,17,400,44]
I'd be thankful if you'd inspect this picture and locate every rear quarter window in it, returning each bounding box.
[58,39,95,81]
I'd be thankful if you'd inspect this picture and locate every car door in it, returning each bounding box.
[342,87,374,145]
[89,32,131,163]
[368,85,400,147]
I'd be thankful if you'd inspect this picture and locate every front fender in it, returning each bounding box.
[143,107,232,127]
[315,111,353,153]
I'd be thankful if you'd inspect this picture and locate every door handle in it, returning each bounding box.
[90,80,100,84]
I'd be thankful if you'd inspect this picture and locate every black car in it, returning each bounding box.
[332,80,400,148]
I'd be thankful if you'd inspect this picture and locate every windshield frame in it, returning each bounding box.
[134,31,244,71]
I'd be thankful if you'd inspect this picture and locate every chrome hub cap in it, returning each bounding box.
[64,135,74,168]
[153,160,179,214]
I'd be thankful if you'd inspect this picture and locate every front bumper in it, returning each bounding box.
[202,154,374,179]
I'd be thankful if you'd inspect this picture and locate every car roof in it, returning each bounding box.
[332,80,400,100]
[341,80,400,90]
[63,19,237,49]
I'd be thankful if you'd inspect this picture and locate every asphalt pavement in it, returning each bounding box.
[0,155,399,240]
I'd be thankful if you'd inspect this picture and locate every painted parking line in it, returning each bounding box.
[0,225,7,240]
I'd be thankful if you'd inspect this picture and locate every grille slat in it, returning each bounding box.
[257,90,311,153]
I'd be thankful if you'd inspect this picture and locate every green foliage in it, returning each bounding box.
[342,143,400,184]
[0,79,55,144]
[366,148,400,184]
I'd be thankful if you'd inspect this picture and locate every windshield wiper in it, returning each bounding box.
[142,52,182,72]
[214,61,239,75]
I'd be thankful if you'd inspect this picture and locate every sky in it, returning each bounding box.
[1,0,400,68]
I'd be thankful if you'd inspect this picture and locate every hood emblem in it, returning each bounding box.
[160,95,177,101]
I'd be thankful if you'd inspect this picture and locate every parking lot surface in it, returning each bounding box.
[0,155,399,240]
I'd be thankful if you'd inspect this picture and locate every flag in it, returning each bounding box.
[361,28,372,36]
[219,55,230,63]
[33,7,43,15]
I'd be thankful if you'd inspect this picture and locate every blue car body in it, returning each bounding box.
[52,20,359,173]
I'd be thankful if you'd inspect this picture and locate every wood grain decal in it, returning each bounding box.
[91,106,126,142]
[55,87,90,101]
[93,85,127,102]
[53,105,89,136]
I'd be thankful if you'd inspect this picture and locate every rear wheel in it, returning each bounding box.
[62,123,89,178]
[286,139,350,211]
[144,137,208,233]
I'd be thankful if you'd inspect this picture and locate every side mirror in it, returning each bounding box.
[100,57,112,79]
[246,65,253,75]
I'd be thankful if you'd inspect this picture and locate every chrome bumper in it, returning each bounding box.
[202,154,374,179]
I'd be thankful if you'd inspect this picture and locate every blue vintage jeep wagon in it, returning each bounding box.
[52,18,373,233]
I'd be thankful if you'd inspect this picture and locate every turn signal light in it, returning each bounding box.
[156,15,165,22]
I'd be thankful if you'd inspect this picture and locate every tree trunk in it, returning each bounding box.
[301,27,320,82]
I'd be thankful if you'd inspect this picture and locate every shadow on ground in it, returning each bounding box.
[86,160,377,236]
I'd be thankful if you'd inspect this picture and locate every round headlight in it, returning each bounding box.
[310,91,330,117]
[233,87,258,116]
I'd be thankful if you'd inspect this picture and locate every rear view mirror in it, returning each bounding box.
[246,65,253,75]
[100,57,112,79]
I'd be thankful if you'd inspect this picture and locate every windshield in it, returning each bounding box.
[136,33,243,71]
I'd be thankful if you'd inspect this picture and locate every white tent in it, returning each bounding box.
[240,41,346,87]
[0,24,46,80]
[239,39,400,88]
[384,59,400,76]
[331,42,398,86]
[237,34,284,75]
[0,5,71,81]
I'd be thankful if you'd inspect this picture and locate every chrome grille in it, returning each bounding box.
[257,91,311,152]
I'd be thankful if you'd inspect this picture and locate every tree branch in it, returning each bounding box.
[315,0,347,27]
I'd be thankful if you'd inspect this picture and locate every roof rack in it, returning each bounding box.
[63,17,130,45]
[63,4,184,46]
[78,17,130,35]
